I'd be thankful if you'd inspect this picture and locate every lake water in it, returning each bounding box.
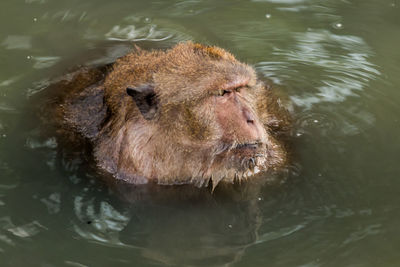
[1,0,400,266]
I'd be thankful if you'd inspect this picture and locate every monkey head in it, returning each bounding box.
[100,42,288,187]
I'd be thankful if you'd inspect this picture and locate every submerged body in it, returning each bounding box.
[48,42,290,187]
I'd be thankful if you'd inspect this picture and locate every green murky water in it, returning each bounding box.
[1,0,400,266]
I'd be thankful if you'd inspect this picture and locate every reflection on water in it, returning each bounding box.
[68,180,271,266]
[260,29,380,108]
[1,0,400,266]
[5,219,47,239]
[73,196,130,247]
[105,24,173,42]
[2,35,32,50]
[256,27,380,137]
[31,56,61,70]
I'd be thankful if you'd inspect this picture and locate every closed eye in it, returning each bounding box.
[214,84,250,97]
[234,85,250,93]
[216,89,232,96]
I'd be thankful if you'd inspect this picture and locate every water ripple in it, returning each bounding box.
[7,220,48,238]
[83,15,192,43]
[32,56,61,69]
[26,136,58,149]
[105,24,173,42]
[342,224,382,245]
[253,0,308,3]
[0,161,19,191]
[0,76,21,88]
[294,112,338,136]
[270,30,380,108]
[256,223,306,244]
[73,196,130,247]
[0,103,17,113]
[40,192,61,214]
[64,260,88,267]
[1,35,32,50]
[0,216,47,246]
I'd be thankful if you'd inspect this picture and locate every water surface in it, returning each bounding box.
[1,0,400,266]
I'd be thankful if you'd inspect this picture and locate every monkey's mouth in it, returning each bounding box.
[233,142,261,150]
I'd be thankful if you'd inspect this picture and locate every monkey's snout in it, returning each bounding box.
[243,108,255,124]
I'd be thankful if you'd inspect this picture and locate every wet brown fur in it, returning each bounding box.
[49,42,290,187]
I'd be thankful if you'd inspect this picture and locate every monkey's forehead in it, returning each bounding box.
[200,65,257,92]
[206,73,256,92]
[153,59,258,99]
[154,56,256,81]
[154,71,259,107]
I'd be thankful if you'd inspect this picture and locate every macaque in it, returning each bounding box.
[47,42,290,188]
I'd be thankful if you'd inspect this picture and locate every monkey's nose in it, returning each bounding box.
[243,109,255,124]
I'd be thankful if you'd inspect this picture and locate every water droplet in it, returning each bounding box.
[265,14,271,19]
[332,22,343,29]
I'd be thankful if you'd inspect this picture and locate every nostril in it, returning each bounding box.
[243,108,255,124]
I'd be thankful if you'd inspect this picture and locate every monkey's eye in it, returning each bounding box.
[233,85,250,93]
[217,90,232,96]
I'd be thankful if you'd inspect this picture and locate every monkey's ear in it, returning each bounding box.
[126,85,158,120]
